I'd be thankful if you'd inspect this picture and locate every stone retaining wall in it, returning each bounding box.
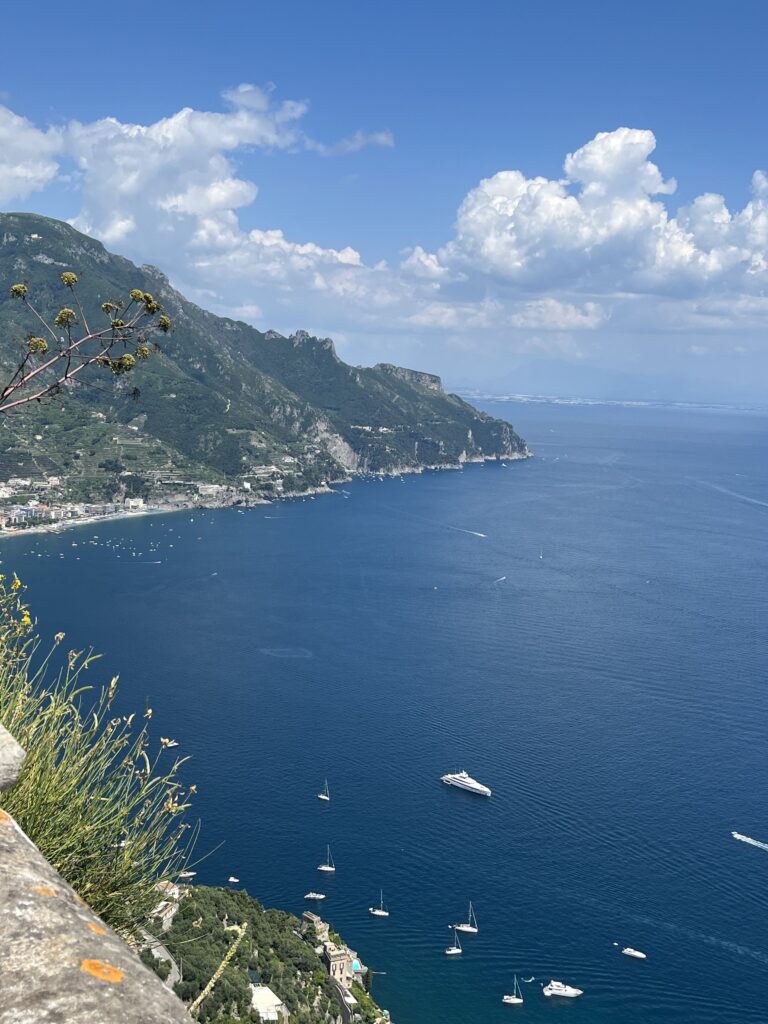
[0,723,192,1024]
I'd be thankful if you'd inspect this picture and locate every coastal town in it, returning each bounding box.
[0,474,285,535]
[149,882,391,1024]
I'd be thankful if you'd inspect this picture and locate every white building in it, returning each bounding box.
[151,880,182,931]
[249,985,288,1022]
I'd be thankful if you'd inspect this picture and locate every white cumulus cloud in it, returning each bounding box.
[0,107,60,204]
[3,100,768,390]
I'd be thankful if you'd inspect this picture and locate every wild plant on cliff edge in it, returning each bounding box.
[0,574,197,937]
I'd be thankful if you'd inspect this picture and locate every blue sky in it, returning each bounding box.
[2,0,768,400]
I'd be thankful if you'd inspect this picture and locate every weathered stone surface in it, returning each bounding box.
[0,724,25,793]
[0,730,191,1023]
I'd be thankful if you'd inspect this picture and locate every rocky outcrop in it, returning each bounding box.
[374,363,443,391]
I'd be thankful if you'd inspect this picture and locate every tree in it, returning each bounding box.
[0,272,172,413]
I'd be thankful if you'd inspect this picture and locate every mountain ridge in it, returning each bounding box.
[0,212,528,504]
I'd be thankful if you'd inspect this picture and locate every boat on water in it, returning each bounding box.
[228,876,240,883]
[369,890,390,917]
[502,976,524,1005]
[451,900,478,934]
[304,892,326,900]
[317,845,336,872]
[732,831,768,852]
[441,770,491,797]
[543,980,583,998]
[622,947,647,959]
[318,779,330,802]
[445,929,463,956]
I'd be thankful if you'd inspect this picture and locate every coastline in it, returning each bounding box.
[0,450,531,542]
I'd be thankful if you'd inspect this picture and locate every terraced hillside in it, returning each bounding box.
[0,213,528,502]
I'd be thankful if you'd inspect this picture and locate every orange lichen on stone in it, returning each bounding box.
[0,809,12,825]
[80,959,125,984]
[33,885,56,897]
[87,922,107,936]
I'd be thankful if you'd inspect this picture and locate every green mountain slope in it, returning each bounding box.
[0,213,528,502]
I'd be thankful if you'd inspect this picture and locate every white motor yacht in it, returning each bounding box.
[622,947,647,959]
[317,845,336,872]
[369,890,390,917]
[543,980,583,998]
[441,770,491,797]
[445,929,463,955]
[451,900,478,933]
[502,976,524,1005]
[304,892,326,900]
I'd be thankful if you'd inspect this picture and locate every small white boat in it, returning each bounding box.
[622,947,647,959]
[445,929,463,956]
[502,976,524,1005]
[441,770,491,797]
[543,980,583,998]
[228,876,240,883]
[369,889,390,917]
[178,871,197,879]
[317,845,336,872]
[304,892,326,901]
[318,779,330,802]
[451,900,478,934]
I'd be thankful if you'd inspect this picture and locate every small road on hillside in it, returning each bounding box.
[333,981,353,1024]
[140,927,181,989]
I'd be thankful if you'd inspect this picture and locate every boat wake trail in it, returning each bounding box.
[732,832,768,852]
[377,501,486,538]
[695,481,768,509]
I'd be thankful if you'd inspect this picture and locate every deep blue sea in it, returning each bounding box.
[5,401,768,1023]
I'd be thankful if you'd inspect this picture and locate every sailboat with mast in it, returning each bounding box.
[317,845,336,872]
[317,779,330,802]
[445,929,463,955]
[451,900,478,934]
[368,890,389,917]
[502,976,524,1005]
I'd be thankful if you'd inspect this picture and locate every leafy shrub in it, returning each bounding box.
[0,575,196,937]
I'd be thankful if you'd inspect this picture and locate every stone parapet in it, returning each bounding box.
[0,723,192,1023]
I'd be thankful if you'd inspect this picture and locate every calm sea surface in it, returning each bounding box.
[5,402,768,1023]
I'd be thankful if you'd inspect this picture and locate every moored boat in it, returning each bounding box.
[369,889,390,917]
[317,845,336,872]
[441,770,491,797]
[304,891,326,900]
[622,947,647,959]
[445,929,463,955]
[543,980,583,998]
[451,900,478,933]
[502,976,524,1005]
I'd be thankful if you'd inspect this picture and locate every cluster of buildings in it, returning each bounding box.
[150,880,183,931]
[0,495,146,531]
[301,910,388,1018]
[147,886,388,1023]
